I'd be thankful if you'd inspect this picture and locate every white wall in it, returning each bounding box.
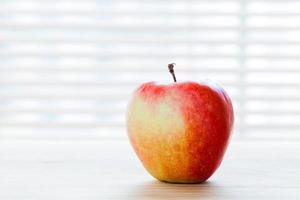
[1,0,300,140]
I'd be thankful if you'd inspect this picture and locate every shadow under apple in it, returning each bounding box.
[126,180,229,200]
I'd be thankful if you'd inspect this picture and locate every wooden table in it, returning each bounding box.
[0,139,299,199]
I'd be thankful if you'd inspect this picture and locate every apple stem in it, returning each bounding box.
[168,63,177,83]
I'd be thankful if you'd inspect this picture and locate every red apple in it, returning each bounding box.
[127,64,234,183]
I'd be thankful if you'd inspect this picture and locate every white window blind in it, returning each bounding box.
[1,0,300,140]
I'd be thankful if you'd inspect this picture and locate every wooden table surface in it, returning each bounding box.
[0,139,299,200]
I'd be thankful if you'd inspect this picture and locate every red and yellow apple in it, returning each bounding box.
[126,64,234,183]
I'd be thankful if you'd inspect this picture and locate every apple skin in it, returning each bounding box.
[127,81,234,183]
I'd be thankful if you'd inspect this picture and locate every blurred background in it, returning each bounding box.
[1,0,300,141]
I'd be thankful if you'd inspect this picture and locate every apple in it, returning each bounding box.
[127,63,234,183]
